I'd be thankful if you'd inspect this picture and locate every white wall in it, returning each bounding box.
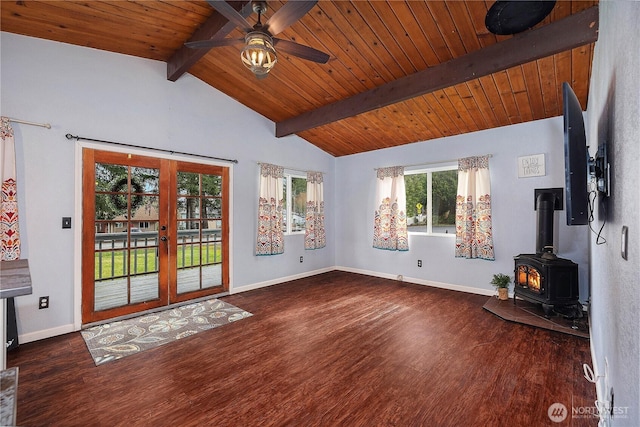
[335,118,590,298]
[587,2,640,426]
[1,32,335,341]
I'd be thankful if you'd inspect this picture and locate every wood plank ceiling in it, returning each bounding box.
[0,0,598,157]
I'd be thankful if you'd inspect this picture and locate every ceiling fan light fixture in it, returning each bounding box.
[241,32,277,77]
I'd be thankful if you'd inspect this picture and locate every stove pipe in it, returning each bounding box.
[536,192,555,255]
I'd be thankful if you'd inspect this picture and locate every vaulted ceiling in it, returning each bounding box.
[0,1,598,156]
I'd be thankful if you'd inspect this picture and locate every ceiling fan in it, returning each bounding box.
[186,0,330,79]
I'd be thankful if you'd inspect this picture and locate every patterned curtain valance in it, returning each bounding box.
[1,117,14,140]
[306,171,323,184]
[377,166,404,180]
[259,163,284,179]
[458,155,490,172]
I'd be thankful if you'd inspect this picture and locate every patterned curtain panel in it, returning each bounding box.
[455,155,495,260]
[373,166,408,251]
[255,163,285,255]
[1,117,20,261]
[1,117,22,352]
[305,171,325,250]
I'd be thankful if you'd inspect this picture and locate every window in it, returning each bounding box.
[282,173,306,234]
[405,165,457,235]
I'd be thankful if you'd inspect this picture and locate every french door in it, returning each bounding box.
[82,149,229,324]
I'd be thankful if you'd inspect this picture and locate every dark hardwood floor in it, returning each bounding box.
[7,271,597,426]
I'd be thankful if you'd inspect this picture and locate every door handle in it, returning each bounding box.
[160,236,168,242]
[160,225,167,231]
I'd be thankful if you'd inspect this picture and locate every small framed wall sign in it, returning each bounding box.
[518,154,546,178]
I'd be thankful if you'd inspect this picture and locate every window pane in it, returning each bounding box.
[282,178,288,231]
[95,163,126,192]
[291,177,306,232]
[177,197,200,219]
[131,167,159,194]
[432,170,457,234]
[203,198,221,219]
[202,174,222,197]
[177,171,200,196]
[405,168,457,234]
[405,173,427,232]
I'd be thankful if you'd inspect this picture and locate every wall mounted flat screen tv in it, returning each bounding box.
[563,82,589,226]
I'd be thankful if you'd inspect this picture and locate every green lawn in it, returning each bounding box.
[95,244,222,280]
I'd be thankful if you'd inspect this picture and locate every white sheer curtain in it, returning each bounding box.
[255,163,284,256]
[305,171,325,250]
[455,155,494,260]
[373,166,408,251]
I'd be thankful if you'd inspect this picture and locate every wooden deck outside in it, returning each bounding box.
[94,264,222,311]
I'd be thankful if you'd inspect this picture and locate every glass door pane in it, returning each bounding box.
[83,149,167,324]
[172,164,228,302]
[94,162,161,309]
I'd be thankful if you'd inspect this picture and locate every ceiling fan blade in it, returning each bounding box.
[274,38,329,64]
[206,0,253,33]
[264,1,318,36]
[185,37,244,49]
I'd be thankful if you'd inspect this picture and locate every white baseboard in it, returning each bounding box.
[230,267,335,294]
[19,323,76,344]
[334,266,495,297]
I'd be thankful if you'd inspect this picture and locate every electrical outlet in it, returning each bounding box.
[299,256,303,263]
[417,260,422,267]
[39,296,49,309]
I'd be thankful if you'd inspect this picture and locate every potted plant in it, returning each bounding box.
[491,273,511,301]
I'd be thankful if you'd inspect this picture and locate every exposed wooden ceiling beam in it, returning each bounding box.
[167,1,252,82]
[276,5,599,138]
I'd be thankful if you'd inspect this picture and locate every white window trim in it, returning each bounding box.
[405,162,457,237]
[283,171,306,235]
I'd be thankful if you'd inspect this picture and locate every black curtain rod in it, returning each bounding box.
[65,133,238,164]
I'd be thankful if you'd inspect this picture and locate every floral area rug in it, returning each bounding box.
[81,299,252,366]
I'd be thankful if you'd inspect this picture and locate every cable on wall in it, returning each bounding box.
[66,133,238,164]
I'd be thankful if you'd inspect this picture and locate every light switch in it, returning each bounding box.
[62,217,72,229]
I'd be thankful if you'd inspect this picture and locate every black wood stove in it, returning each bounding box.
[513,192,579,316]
